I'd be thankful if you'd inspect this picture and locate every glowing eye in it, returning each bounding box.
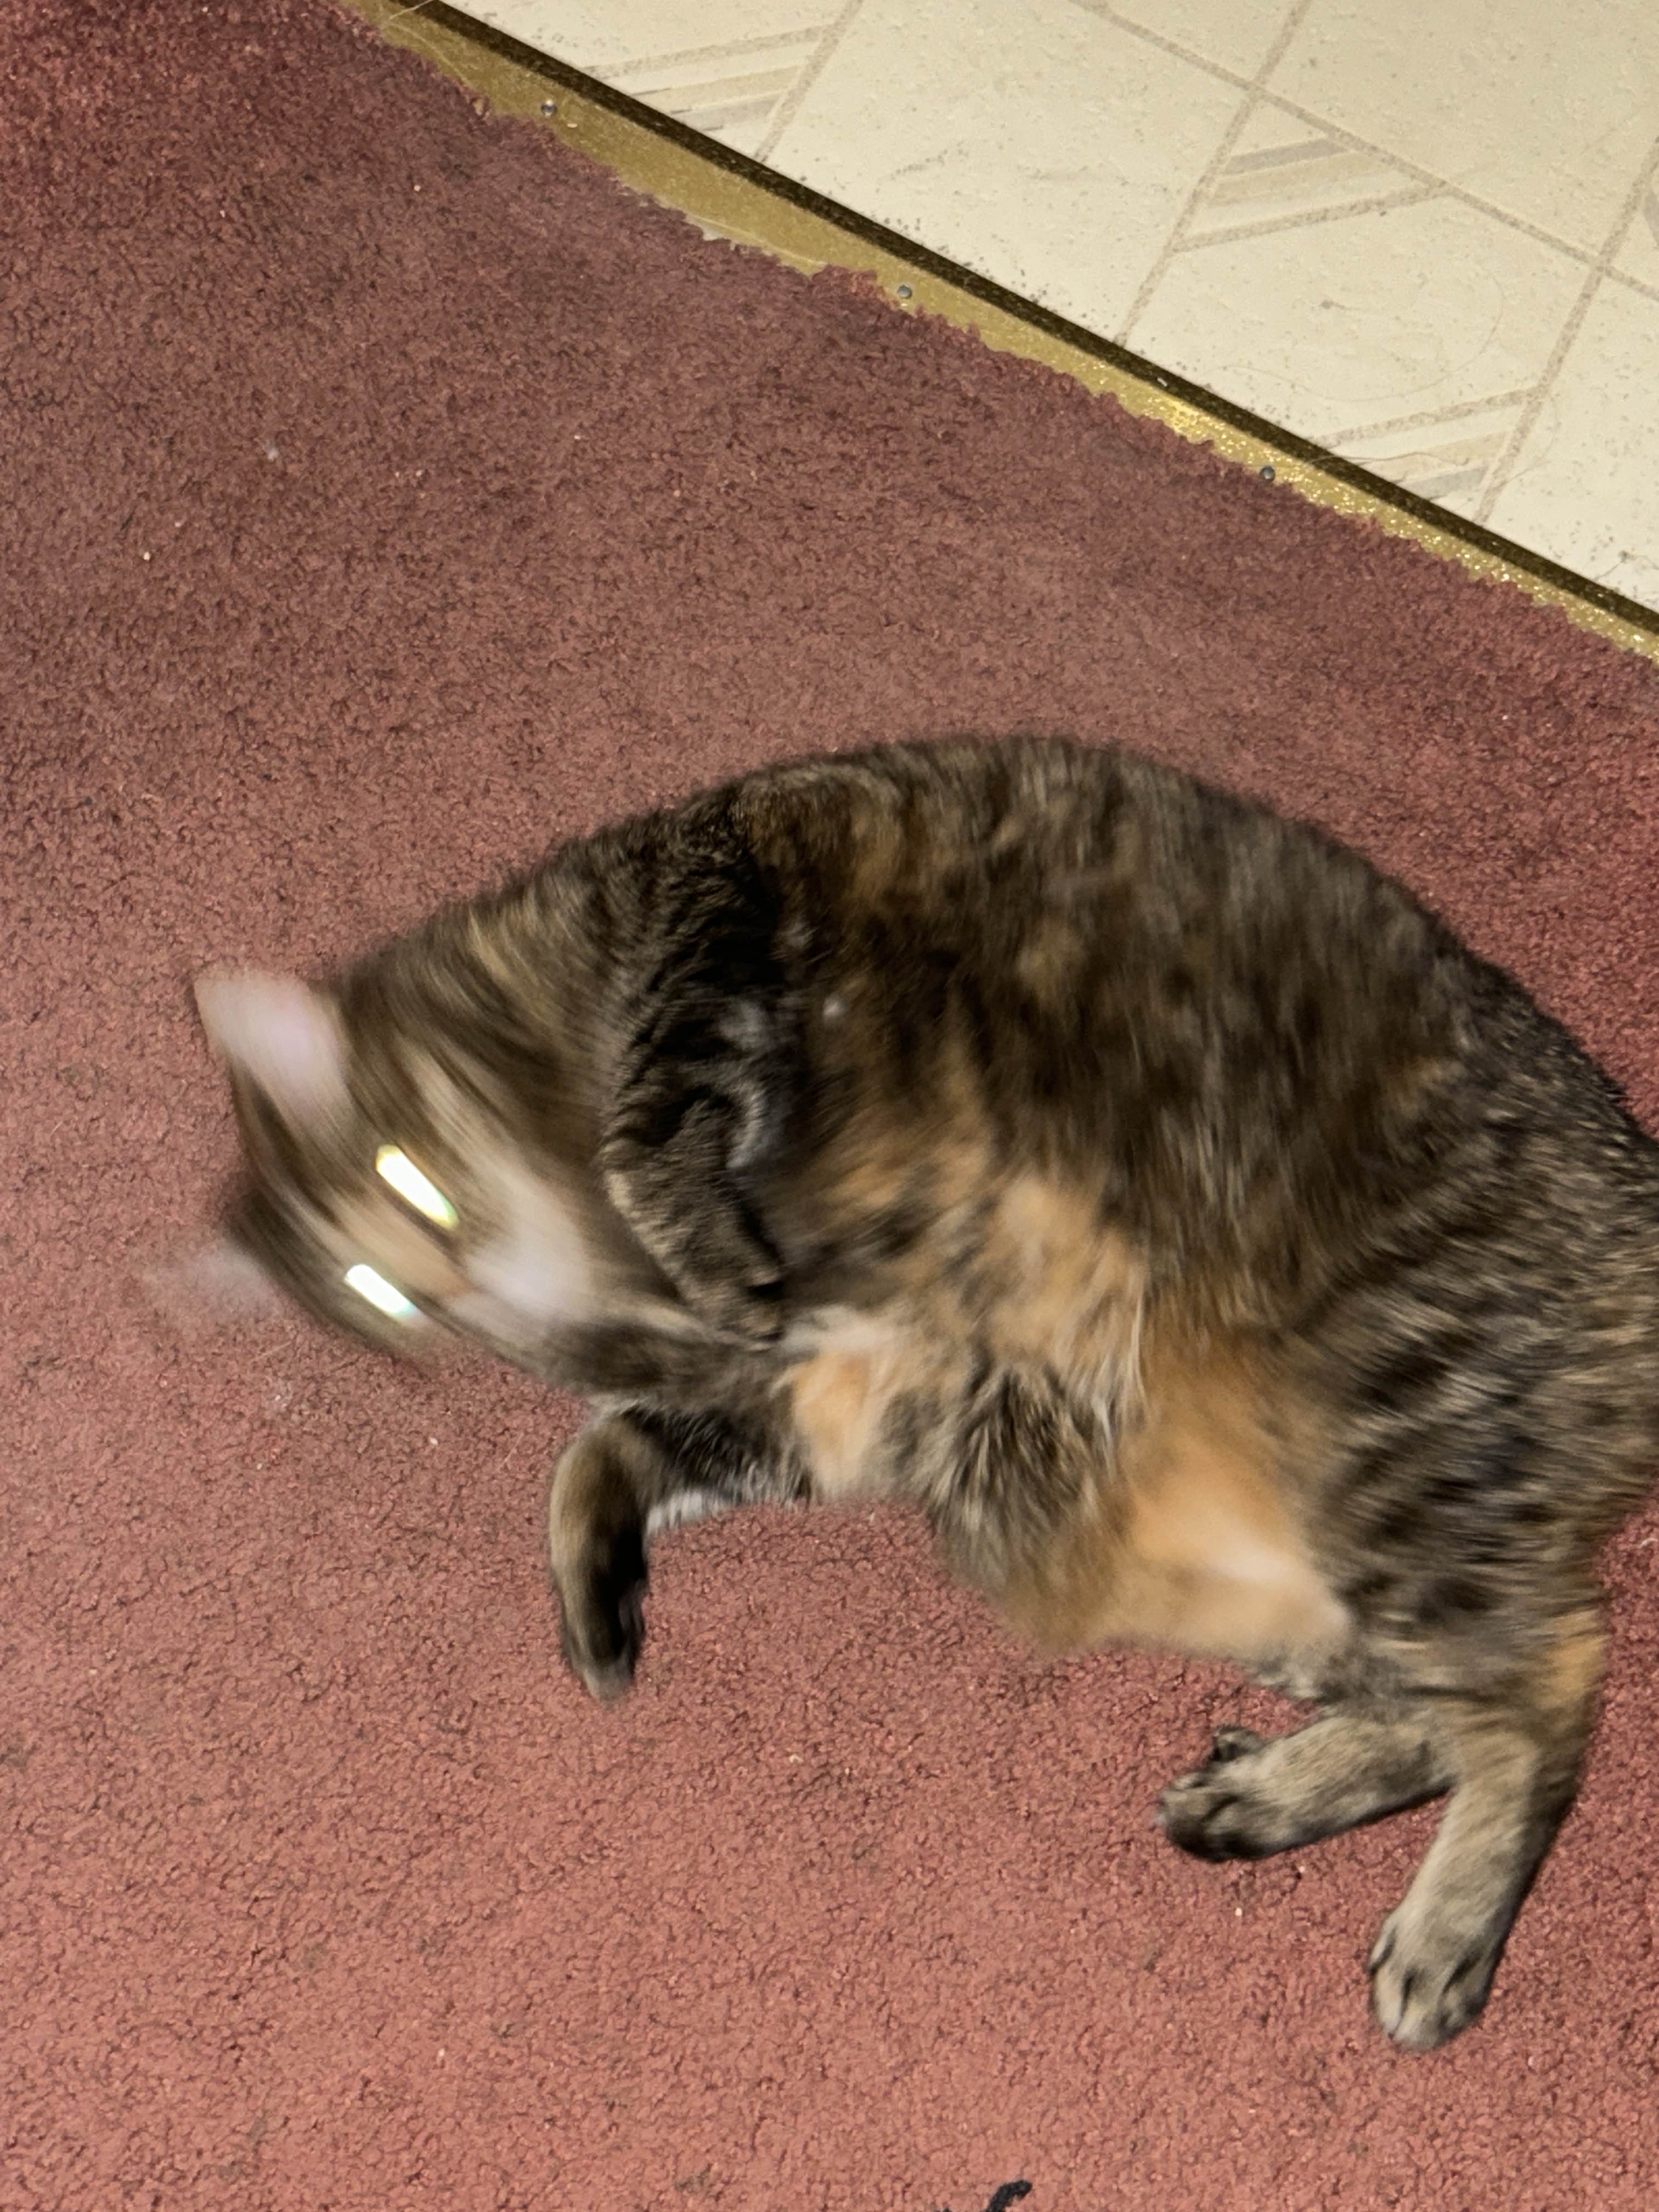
[375,1144,459,1228]
[345,1263,420,1321]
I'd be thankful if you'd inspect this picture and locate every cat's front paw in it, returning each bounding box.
[556,1523,648,1703]
[1156,1728,1279,1860]
[1367,1899,1503,2051]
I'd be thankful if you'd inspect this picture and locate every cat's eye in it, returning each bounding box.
[344,1262,421,1322]
[375,1143,459,1229]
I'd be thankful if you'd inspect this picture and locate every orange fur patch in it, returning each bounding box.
[1013,1340,1348,1671]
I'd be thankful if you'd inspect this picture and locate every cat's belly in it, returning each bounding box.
[1094,1500,1351,1668]
[786,1310,1351,1677]
[1034,1341,1352,1672]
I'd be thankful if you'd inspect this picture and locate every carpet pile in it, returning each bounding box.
[5,3,1659,2204]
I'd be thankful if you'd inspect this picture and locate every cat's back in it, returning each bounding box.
[740,738,1459,1133]
[735,735,1449,1020]
[706,739,1659,1330]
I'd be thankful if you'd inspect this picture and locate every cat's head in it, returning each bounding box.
[182,967,602,1363]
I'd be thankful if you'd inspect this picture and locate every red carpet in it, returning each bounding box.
[6,3,1659,2205]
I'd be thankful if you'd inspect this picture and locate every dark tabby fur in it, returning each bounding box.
[193,737,1659,2051]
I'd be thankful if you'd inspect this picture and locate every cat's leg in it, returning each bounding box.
[1364,1607,1605,2051]
[1158,1705,1451,1861]
[548,1407,789,1700]
[547,1417,657,1701]
[597,915,799,1347]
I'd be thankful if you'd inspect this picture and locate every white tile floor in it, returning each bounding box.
[463,0,1659,611]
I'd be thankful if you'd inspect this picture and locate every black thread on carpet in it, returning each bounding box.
[930,2184,1034,2212]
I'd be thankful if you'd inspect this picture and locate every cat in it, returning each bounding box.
[190,735,1659,2051]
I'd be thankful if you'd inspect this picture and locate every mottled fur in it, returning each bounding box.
[194,737,1659,2049]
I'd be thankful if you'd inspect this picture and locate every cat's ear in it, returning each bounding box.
[194,968,347,1123]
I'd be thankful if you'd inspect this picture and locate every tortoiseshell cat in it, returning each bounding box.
[193,737,1659,2051]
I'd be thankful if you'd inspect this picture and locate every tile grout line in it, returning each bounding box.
[1075,4,1619,280]
[587,27,842,79]
[1474,132,1659,528]
[1113,0,1314,348]
[1606,263,1659,310]
[752,0,866,167]
[1327,388,1538,444]
[1077,1,1254,93]
[1259,90,1616,273]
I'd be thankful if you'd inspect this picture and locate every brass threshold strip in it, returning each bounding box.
[345,0,1658,667]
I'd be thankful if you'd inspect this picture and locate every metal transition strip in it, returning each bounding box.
[343,0,1659,666]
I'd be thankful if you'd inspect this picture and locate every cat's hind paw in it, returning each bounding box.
[1368,1900,1503,2051]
